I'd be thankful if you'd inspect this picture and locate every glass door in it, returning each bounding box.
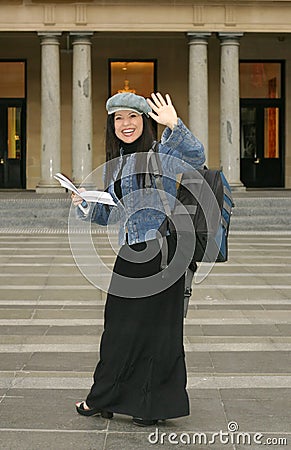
[0,100,26,188]
[240,103,282,187]
[240,61,284,187]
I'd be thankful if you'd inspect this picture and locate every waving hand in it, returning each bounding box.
[146,92,178,130]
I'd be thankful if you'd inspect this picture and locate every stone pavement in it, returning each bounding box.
[0,231,290,450]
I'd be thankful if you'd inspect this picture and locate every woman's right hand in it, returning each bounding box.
[71,188,86,207]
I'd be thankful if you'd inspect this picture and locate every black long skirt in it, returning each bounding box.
[86,236,189,420]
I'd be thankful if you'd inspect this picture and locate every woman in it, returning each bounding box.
[72,92,205,426]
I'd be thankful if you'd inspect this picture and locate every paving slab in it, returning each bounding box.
[185,352,214,372]
[104,431,235,450]
[196,304,265,310]
[0,276,49,286]
[23,352,98,372]
[45,325,103,336]
[0,290,42,301]
[0,305,46,310]
[39,289,102,301]
[0,431,106,450]
[0,353,33,371]
[210,351,291,373]
[183,325,204,336]
[0,309,34,319]
[263,304,291,310]
[45,277,91,286]
[0,389,108,431]
[220,387,291,400]
[208,288,289,301]
[222,396,291,434]
[276,324,291,335]
[33,309,103,320]
[0,326,49,335]
[201,324,286,336]
[0,335,97,345]
[1,266,51,274]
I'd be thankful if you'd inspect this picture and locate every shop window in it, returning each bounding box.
[264,107,279,158]
[109,60,156,98]
[0,61,25,98]
[240,62,281,99]
[7,107,22,160]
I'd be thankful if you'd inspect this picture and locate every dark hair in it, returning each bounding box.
[104,114,156,189]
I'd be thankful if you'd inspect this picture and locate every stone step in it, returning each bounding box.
[1,191,291,231]
[230,220,291,231]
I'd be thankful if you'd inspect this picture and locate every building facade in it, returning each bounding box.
[0,0,291,190]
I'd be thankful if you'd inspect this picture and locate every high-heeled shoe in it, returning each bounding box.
[132,417,158,427]
[75,401,113,419]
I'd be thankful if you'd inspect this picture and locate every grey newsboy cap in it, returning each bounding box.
[106,93,152,116]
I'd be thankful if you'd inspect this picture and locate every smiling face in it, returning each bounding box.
[114,110,143,144]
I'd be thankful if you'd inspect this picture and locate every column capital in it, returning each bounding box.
[37,31,63,38]
[218,32,244,44]
[37,32,62,45]
[70,32,94,45]
[187,32,212,44]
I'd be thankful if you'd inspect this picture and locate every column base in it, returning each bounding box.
[230,182,246,192]
[36,182,66,194]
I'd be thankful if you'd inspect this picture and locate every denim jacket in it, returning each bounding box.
[78,118,205,246]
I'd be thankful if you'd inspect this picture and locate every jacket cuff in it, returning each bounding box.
[77,203,91,217]
[160,118,185,149]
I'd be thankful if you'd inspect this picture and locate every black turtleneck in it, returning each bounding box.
[120,134,143,155]
[114,135,143,199]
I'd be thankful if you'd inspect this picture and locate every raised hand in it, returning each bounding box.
[146,92,178,130]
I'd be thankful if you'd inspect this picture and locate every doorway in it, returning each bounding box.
[0,100,26,189]
[0,60,26,189]
[240,61,284,188]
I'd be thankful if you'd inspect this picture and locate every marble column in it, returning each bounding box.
[71,32,93,185]
[188,32,211,163]
[37,32,62,192]
[219,33,244,187]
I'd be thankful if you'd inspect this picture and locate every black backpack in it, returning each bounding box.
[176,167,234,263]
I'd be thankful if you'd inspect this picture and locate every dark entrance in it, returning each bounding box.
[240,61,284,188]
[0,100,26,189]
[0,60,26,189]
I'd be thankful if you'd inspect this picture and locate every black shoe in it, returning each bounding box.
[132,417,158,427]
[76,401,113,419]
[101,411,114,419]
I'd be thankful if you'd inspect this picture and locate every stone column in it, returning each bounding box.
[71,32,93,185]
[188,32,211,163]
[37,32,62,192]
[219,33,244,187]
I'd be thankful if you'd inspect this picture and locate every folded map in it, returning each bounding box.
[54,173,116,206]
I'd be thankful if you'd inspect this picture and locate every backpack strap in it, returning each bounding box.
[145,141,160,188]
[147,148,172,218]
[147,143,196,317]
[184,267,195,317]
[146,143,172,271]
